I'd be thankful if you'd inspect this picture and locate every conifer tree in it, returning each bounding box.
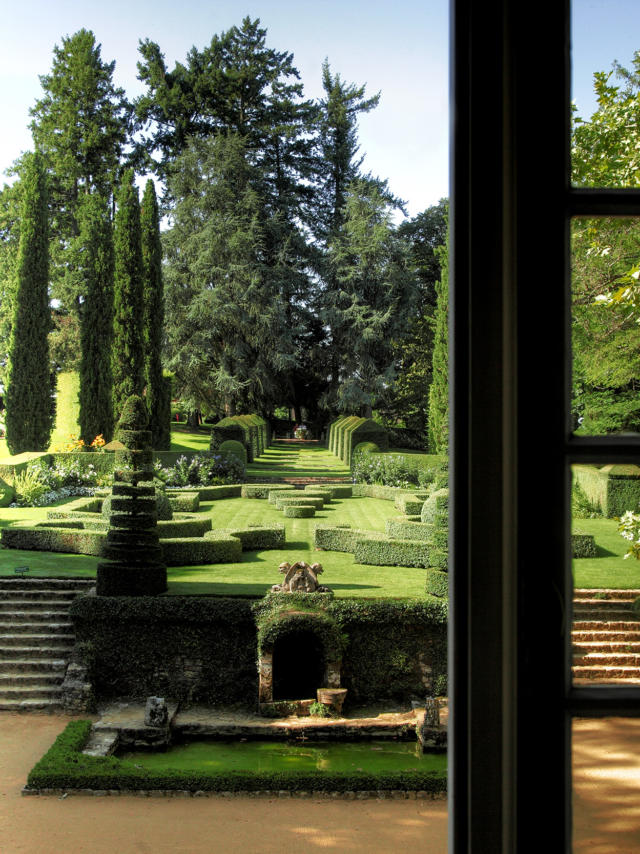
[5,152,53,453]
[140,180,168,449]
[112,170,144,420]
[78,192,114,443]
[427,233,450,454]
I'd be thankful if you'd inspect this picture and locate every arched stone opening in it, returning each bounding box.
[257,611,343,709]
[272,628,325,700]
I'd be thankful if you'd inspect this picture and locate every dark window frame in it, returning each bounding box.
[450,1,640,849]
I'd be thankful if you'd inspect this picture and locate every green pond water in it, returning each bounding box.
[120,739,447,775]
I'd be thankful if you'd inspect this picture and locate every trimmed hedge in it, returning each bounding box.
[167,491,200,512]
[26,720,446,794]
[283,505,316,518]
[314,525,376,552]
[1,526,106,556]
[421,489,449,524]
[352,483,414,502]
[195,485,242,500]
[385,517,434,541]
[573,464,640,518]
[394,494,425,516]
[329,485,353,498]
[302,488,334,503]
[68,595,447,708]
[353,537,432,569]
[219,439,247,466]
[221,524,286,551]
[275,495,325,510]
[210,414,268,463]
[164,535,242,565]
[425,569,449,598]
[327,415,389,465]
[241,483,295,499]
[572,532,598,558]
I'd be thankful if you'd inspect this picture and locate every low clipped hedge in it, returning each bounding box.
[571,532,598,558]
[394,495,426,516]
[195,485,242,500]
[352,484,413,501]
[283,505,316,518]
[167,492,200,512]
[241,484,295,499]
[1,526,106,556]
[302,489,334,503]
[219,440,247,466]
[425,569,449,598]
[329,485,353,498]
[275,495,325,510]
[353,537,432,569]
[385,518,434,541]
[25,720,446,795]
[164,535,242,565]
[314,525,375,552]
[222,524,286,550]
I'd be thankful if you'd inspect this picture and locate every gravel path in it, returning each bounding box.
[3,712,640,852]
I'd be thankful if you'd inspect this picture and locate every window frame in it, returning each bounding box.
[449,1,640,849]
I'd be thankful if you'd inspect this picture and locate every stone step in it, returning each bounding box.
[0,633,75,647]
[0,589,84,602]
[0,659,67,673]
[0,622,72,635]
[572,636,640,655]
[572,629,640,642]
[572,620,640,632]
[572,665,640,679]
[574,589,640,601]
[0,685,62,700]
[573,608,639,621]
[0,610,72,623]
[573,652,640,666]
[0,698,61,712]
[0,598,77,611]
[0,644,73,660]
[0,578,94,591]
[0,673,63,687]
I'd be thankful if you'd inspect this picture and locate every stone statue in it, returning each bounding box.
[271,561,331,593]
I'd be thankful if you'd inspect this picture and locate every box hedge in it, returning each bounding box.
[425,569,449,598]
[353,537,432,569]
[275,495,325,510]
[571,532,598,558]
[241,484,295,499]
[327,415,389,465]
[25,720,446,795]
[385,518,434,541]
[219,524,286,550]
[283,505,316,518]
[573,464,640,518]
[164,534,242,565]
[314,525,375,552]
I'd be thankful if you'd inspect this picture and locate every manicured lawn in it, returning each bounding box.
[168,424,211,453]
[247,441,350,480]
[572,516,640,588]
[0,493,429,599]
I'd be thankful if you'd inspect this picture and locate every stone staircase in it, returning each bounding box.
[0,577,94,711]
[572,589,640,684]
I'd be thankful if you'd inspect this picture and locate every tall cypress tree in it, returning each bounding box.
[427,234,449,454]
[140,179,167,449]
[78,192,114,443]
[5,152,53,453]
[112,170,144,420]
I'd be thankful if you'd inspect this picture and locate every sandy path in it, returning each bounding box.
[3,713,640,853]
[0,713,447,854]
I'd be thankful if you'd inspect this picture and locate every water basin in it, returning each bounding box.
[119,739,448,776]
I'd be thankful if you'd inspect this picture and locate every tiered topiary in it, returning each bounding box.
[96,395,167,596]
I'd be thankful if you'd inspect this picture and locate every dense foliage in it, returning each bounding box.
[5,153,54,453]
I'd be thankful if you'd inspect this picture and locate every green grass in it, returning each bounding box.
[0,493,430,598]
[169,424,211,453]
[247,441,350,479]
[572,516,640,588]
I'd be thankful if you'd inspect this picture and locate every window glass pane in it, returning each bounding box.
[572,1,640,188]
[573,716,640,849]
[571,217,640,437]
[572,464,640,686]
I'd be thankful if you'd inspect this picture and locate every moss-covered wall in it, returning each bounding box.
[70,595,447,707]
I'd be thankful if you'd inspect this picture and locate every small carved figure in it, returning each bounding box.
[271,560,331,593]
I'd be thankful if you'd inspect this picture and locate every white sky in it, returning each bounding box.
[1,0,639,221]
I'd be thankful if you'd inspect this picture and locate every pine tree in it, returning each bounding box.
[29,29,130,322]
[428,233,450,454]
[5,152,53,453]
[326,181,418,416]
[112,170,144,421]
[140,180,168,449]
[78,192,114,443]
